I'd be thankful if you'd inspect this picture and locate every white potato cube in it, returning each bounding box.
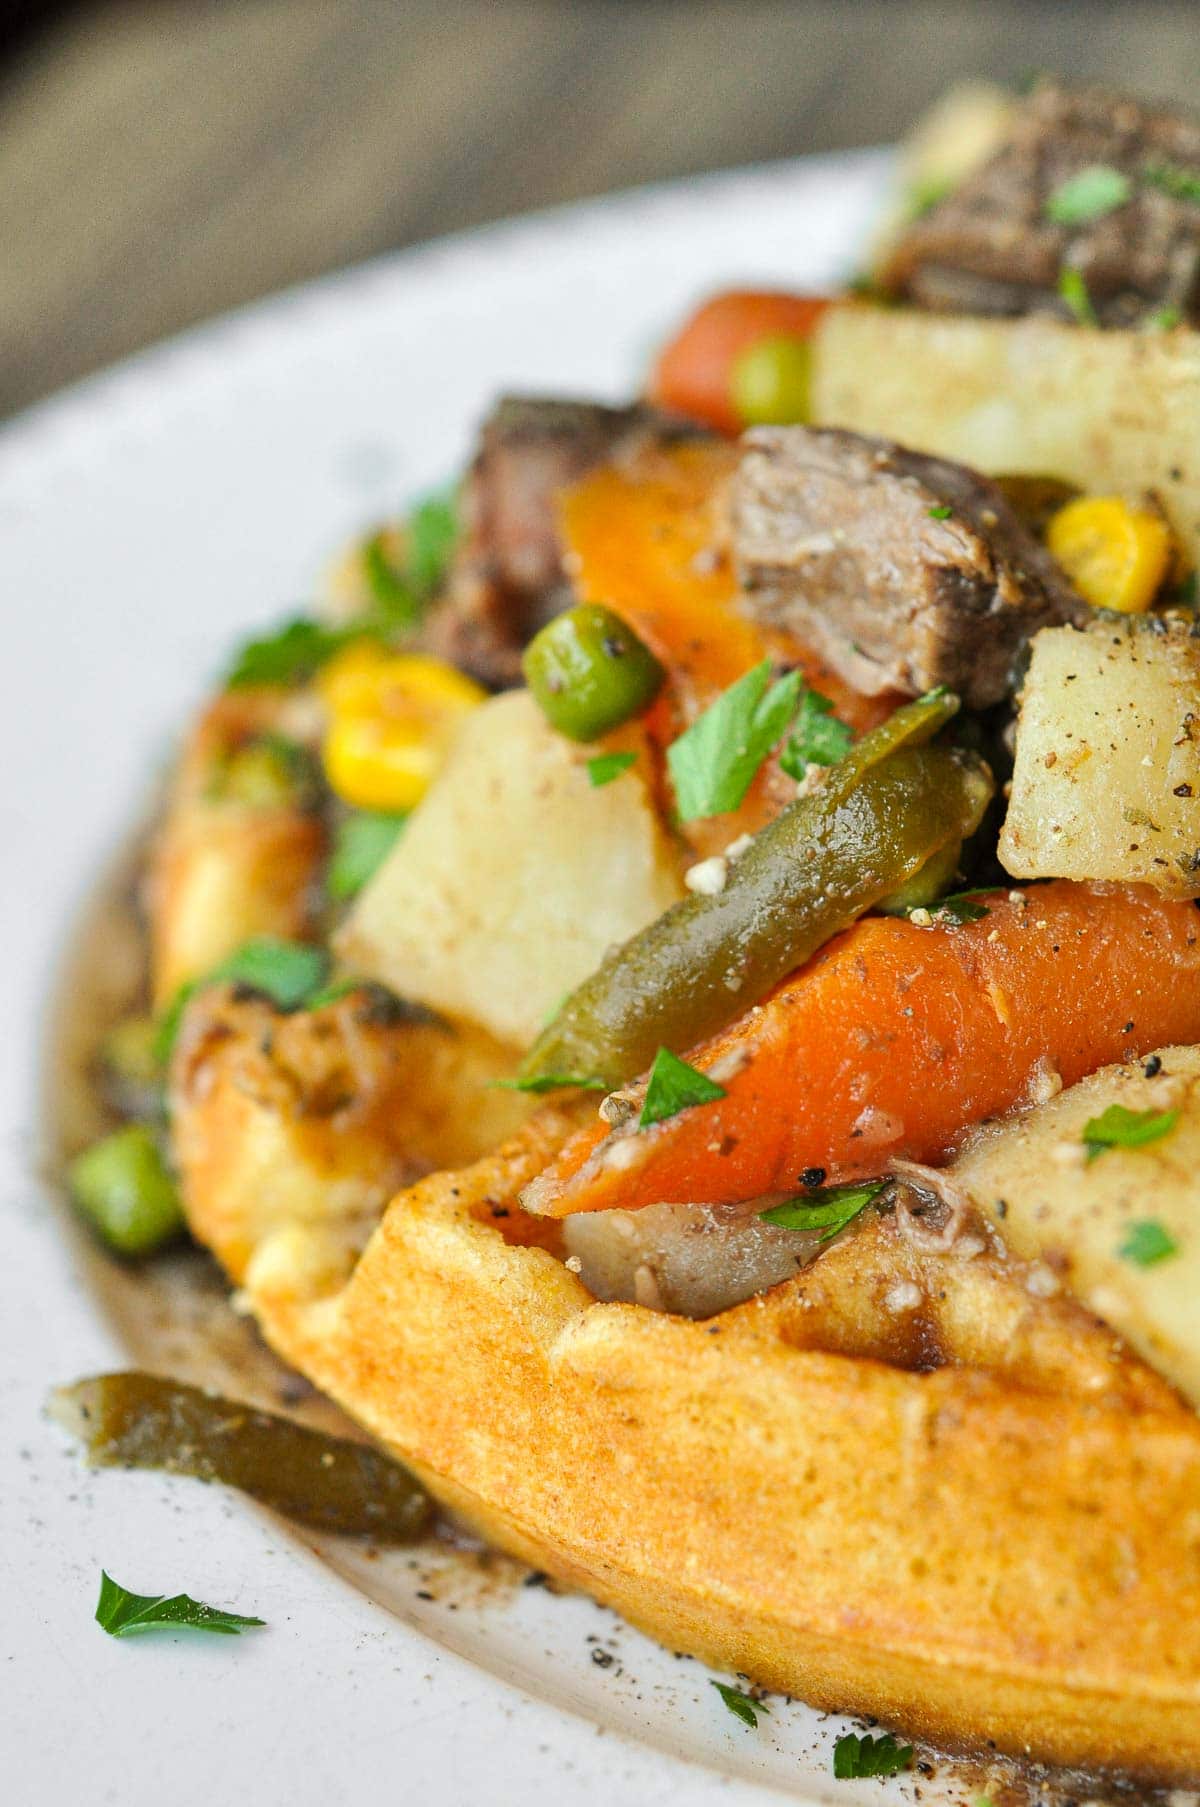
[336,691,684,1048]
[1000,617,1200,896]
[954,1044,1200,1408]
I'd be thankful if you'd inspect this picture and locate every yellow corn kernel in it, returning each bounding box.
[320,647,485,811]
[1046,495,1172,615]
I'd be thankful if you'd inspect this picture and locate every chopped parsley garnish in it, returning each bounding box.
[362,532,420,628]
[303,977,364,1011]
[711,1681,768,1728]
[1081,1102,1179,1163]
[406,489,459,598]
[927,503,954,521]
[1045,165,1130,225]
[927,888,992,924]
[586,750,638,788]
[327,811,407,901]
[1058,266,1098,327]
[226,615,365,688]
[1118,1219,1180,1267]
[154,937,332,1062]
[779,685,853,776]
[1145,305,1182,333]
[496,1072,607,1094]
[760,1181,884,1242]
[1143,160,1200,205]
[95,1571,264,1639]
[667,660,802,820]
[832,1732,914,1780]
[639,1047,727,1129]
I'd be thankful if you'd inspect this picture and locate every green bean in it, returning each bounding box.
[522,697,990,1089]
[67,1126,185,1257]
[876,839,963,915]
[522,603,664,741]
[52,1372,432,1542]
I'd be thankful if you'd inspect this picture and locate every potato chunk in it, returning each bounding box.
[953,1045,1200,1408]
[336,690,684,1048]
[1000,616,1200,896]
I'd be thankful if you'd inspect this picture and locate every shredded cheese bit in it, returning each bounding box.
[685,855,729,896]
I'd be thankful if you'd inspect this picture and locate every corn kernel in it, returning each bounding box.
[320,646,485,810]
[1046,495,1172,615]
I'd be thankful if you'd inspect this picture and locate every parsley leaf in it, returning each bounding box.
[495,1072,607,1094]
[760,1181,884,1242]
[154,937,332,1062]
[832,1732,914,1780]
[362,532,420,628]
[778,686,853,776]
[95,1571,264,1638]
[327,811,407,901]
[586,750,639,788]
[639,1048,727,1129]
[1045,165,1131,225]
[1058,266,1098,327]
[927,888,993,924]
[1118,1219,1180,1266]
[1143,160,1200,204]
[362,492,459,625]
[226,616,366,688]
[711,1681,768,1728]
[1081,1102,1179,1163]
[667,661,802,820]
[406,490,459,598]
[927,503,954,520]
[1145,305,1182,333]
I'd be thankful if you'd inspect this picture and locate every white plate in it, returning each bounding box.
[1,148,981,1806]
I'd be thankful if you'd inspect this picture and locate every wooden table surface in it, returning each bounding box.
[3,0,1197,420]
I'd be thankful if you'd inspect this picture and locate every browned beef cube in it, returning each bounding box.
[732,427,1086,708]
[882,81,1200,328]
[423,397,702,688]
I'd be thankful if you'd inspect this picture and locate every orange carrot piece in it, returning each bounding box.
[525,883,1200,1218]
[649,291,832,434]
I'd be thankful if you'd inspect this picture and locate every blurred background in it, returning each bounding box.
[3,0,1197,421]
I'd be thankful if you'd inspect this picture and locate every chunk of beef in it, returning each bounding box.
[424,396,703,688]
[882,81,1200,327]
[731,427,1087,708]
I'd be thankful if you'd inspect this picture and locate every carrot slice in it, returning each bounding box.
[648,291,832,434]
[525,883,1200,1218]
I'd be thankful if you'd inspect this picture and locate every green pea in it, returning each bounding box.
[68,1126,185,1258]
[730,334,813,428]
[522,604,665,742]
[100,1015,166,1120]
